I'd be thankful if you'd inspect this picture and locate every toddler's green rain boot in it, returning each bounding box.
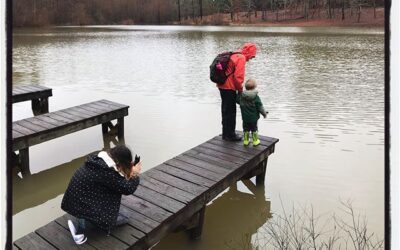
[243,131,250,146]
[252,131,261,146]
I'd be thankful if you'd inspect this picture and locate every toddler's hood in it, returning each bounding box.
[241,89,258,101]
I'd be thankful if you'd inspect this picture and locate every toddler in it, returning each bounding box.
[237,78,267,146]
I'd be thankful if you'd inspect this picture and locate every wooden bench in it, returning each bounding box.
[12,85,53,115]
[12,99,129,177]
[13,134,279,250]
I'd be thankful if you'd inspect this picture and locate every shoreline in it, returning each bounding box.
[171,7,384,28]
[13,7,384,29]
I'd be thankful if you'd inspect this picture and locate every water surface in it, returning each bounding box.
[12,25,384,248]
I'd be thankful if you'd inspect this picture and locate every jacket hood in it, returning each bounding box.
[241,89,258,101]
[85,154,108,170]
[240,43,257,61]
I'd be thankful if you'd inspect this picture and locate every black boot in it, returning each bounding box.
[224,133,242,142]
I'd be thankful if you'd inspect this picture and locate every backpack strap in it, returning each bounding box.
[226,52,242,77]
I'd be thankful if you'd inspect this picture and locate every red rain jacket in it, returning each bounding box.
[217,43,257,93]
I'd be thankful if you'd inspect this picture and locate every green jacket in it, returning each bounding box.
[237,90,267,123]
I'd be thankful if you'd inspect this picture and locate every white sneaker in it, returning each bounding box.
[68,220,77,237]
[74,234,88,245]
[68,220,88,245]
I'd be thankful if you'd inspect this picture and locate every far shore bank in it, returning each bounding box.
[169,7,384,28]
[13,7,384,29]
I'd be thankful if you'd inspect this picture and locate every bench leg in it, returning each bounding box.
[190,206,206,239]
[103,134,122,149]
[19,148,31,177]
[41,97,49,114]
[32,98,49,116]
[117,118,124,140]
[102,119,124,147]
[102,122,112,135]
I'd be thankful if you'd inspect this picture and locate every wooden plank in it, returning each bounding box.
[79,101,119,113]
[99,100,128,109]
[30,85,51,91]
[140,175,195,203]
[12,88,25,95]
[121,195,172,223]
[85,102,118,113]
[13,108,129,151]
[165,158,226,182]
[74,104,105,115]
[55,214,129,250]
[20,85,42,92]
[134,185,186,213]
[110,219,146,242]
[26,117,57,130]
[35,114,69,127]
[13,85,35,93]
[174,155,230,175]
[61,108,93,120]
[208,137,265,154]
[108,224,141,246]
[12,130,25,139]
[52,110,84,122]
[216,134,278,145]
[157,163,217,187]
[184,149,240,170]
[45,112,73,124]
[14,232,57,250]
[144,169,207,196]
[70,106,99,117]
[200,142,253,160]
[84,231,129,250]
[92,101,123,111]
[36,221,95,250]
[13,123,35,136]
[12,87,52,103]
[15,120,47,133]
[119,205,159,234]
[194,146,248,165]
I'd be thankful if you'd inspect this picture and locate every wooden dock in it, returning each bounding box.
[13,134,279,250]
[12,85,53,115]
[12,99,129,177]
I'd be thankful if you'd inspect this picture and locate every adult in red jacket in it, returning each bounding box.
[218,43,257,141]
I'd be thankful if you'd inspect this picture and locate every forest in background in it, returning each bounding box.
[13,0,384,27]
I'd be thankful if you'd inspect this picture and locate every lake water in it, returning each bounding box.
[12,25,384,248]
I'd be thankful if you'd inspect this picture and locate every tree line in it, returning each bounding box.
[13,0,384,27]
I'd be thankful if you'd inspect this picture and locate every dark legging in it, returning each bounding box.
[219,89,237,137]
[76,213,128,235]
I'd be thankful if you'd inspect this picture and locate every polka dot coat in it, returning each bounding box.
[61,154,140,231]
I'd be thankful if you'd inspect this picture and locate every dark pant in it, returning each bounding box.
[219,89,237,137]
[243,122,258,132]
[76,213,129,235]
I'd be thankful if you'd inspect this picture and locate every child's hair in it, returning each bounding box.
[245,78,257,90]
[109,145,133,177]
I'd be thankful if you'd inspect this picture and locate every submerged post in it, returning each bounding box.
[256,158,268,185]
[190,206,206,239]
[19,148,31,177]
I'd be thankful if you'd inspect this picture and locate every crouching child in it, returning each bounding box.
[61,145,141,245]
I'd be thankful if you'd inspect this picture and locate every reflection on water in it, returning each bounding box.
[154,180,271,250]
[13,152,96,215]
[12,26,384,244]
